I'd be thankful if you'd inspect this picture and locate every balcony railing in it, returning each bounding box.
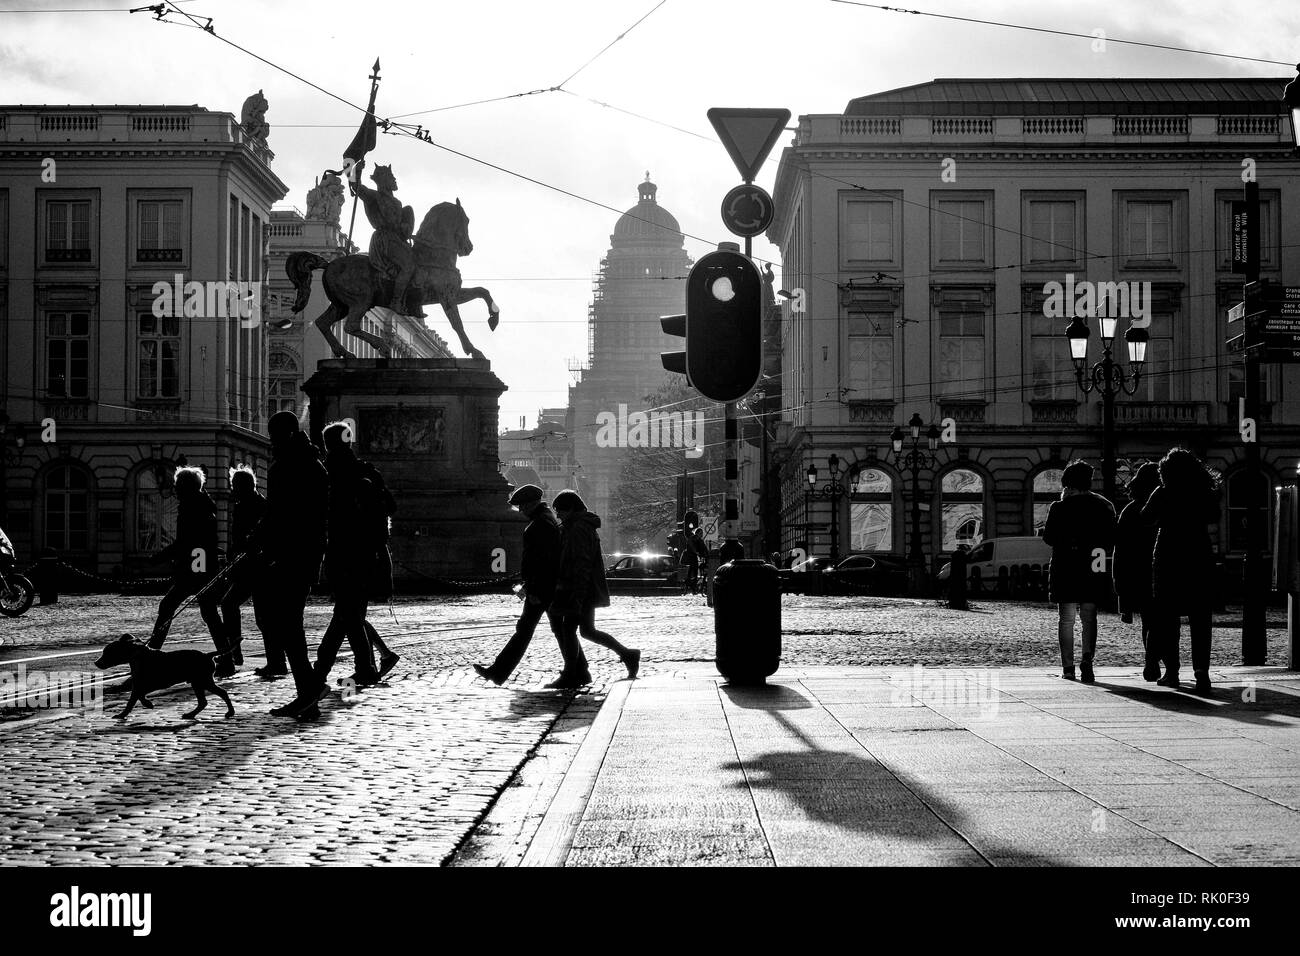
[1109,402,1208,426]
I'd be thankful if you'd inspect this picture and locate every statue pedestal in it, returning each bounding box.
[302,358,523,591]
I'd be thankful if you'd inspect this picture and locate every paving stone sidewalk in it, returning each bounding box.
[0,651,604,866]
[502,665,1300,867]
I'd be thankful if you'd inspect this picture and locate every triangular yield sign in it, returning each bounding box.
[707,107,791,182]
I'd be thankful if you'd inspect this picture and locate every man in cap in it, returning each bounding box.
[474,484,588,685]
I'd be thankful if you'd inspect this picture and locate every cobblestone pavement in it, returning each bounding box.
[0,591,1289,866]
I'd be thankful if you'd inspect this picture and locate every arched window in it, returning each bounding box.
[1032,468,1064,534]
[849,467,893,552]
[134,463,178,554]
[940,468,984,552]
[44,465,92,551]
[268,349,300,417]
[1226,470,1270,553]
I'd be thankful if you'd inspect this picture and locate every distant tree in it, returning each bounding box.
[609,375,723,552]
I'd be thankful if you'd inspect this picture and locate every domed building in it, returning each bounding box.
[568,175,693,551]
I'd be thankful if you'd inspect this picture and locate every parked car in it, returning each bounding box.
[605,552,679,593]
[823,552,911,596]
[936,536,1052,597]
[777,554,834,593]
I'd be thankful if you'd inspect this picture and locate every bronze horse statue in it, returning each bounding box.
[285,199,500,360]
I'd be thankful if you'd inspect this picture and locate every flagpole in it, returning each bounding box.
[346,58,381,252]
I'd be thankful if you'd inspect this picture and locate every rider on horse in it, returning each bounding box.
[351,165,423,317]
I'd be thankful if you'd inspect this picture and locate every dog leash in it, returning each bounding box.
[152,552,249,635]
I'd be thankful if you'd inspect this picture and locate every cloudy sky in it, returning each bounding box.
[2,0,1297,428]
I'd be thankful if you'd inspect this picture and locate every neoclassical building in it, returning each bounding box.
[768,77,1300,580]
[0,103,285,576]
[568,175,693,551]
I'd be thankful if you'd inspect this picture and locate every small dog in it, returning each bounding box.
[94,633,234,720]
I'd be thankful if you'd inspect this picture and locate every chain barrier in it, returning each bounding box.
[392,559,521,593]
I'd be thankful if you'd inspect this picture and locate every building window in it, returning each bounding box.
[1226,470,1269,554]
[267,349,299,416]
[937,306,985,399]
[228,195,240,280]
[134,465,177,553]
[940,468,984,552]
[1118,194,1184,269]
[45,465,91,552]
[137,199,184,263]
[933,195,992,267]
[1022,194,1084,267]
[137,312,181,398]
[1127,201,1172,260]
[240,204,251,282]
[46,200,92,262]
[1131,310,1174,402]
[841,195,899,267]
[849,468,893,551]
[1032,468,1064,534]
[847,310,893,399]
[46,311,90,397]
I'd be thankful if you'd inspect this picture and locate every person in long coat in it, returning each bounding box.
[1042,460,1117,683]
[1112,462,1162,682]
[1141,448,1220,695]
[549,490,640,688]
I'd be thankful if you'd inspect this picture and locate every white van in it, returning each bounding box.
[938,536,1052,596]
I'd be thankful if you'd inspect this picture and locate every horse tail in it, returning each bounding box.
[285,252,331,314]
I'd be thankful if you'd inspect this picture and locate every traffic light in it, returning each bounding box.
[660,313,687,378]
[660,248,763,403]
[683,509,700,535]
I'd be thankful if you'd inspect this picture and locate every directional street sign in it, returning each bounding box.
[1226,283,1300,359]
[707,107,791,182]
[1231,200,1249,274]
[720,183,774,237]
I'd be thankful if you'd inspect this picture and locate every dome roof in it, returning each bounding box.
[612,174,681,243]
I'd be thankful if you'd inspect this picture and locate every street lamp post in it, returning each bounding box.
[1064,315,1148,503]
[890,413,940,597]
[805,453,855,563]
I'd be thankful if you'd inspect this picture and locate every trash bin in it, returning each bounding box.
[713,559,781,684]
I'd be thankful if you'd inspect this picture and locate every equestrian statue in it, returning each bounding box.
[285,164,500,361]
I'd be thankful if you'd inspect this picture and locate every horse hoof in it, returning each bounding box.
[471,350,486,361]
[488,312,500,331]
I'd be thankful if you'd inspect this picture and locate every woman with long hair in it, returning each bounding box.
[1141,448,1221,695]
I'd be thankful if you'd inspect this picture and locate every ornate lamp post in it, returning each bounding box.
[805,453,856,563]
[1064,314,1148,502]
[890,413,940,597]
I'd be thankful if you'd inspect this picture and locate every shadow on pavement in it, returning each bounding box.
[1092,680,1300,728]
[505,688,599,731]
[720,682,1053,864]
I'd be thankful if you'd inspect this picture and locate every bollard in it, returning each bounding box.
[713,559,781,684]
[37,548,59,604]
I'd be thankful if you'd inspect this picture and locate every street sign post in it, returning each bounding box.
[1226,281,1300,361]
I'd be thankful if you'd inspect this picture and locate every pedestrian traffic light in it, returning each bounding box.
[683,510,700,535]
[685,249,763,403]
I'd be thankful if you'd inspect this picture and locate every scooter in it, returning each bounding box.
[0,526,35,617]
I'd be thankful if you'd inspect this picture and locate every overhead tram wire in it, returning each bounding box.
[132,4,1277,407]
[828,0,1296,67]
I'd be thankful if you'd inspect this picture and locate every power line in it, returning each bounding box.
[557,0,669,88]
[828,0,1298,67]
